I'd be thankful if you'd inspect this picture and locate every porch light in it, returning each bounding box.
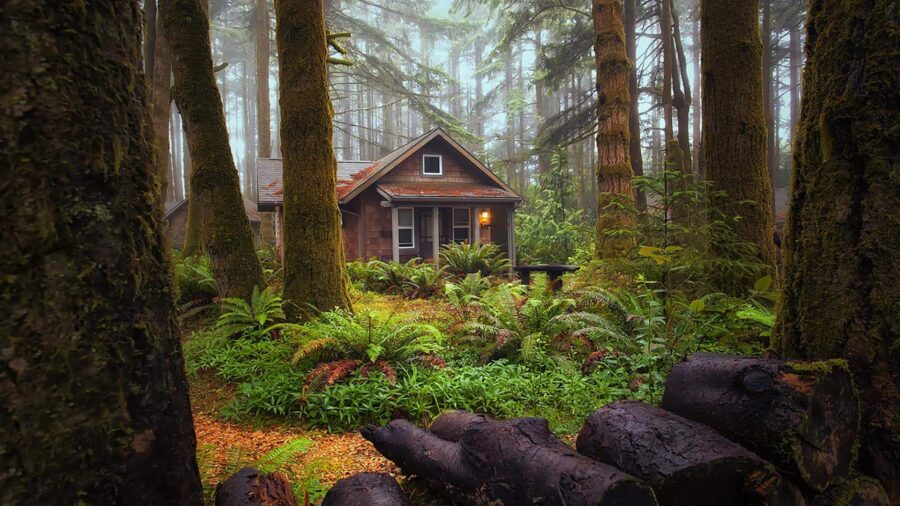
[479,209,491,226]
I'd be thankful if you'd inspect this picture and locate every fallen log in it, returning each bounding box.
[215,467,298,506]
[809,474,890,506]
[429,410,491,441]
[363,417,658,506]
[321,473,411,506]
[576,400,804,506]
[661,353,858,491]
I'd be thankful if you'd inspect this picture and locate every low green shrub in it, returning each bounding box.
[439,242,510,277]
[346,258,445,298]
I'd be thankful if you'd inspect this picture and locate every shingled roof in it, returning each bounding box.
[256,128,519,210]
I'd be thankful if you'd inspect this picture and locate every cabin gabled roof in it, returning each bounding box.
[256,128,519,209]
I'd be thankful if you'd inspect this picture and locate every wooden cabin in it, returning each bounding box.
[164,197,261,248]
[257,128,522,264]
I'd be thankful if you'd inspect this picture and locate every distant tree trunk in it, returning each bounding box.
[773,0,899,501]
[691,11,702,179]
[593,0,635,258]
[152,23,173,201]
[701,0,776,286]
[473,38,485,145]
[789,23,801,148]
[277,0,352,321]
[762,0,776,215]
[256,0,271,160]
[0,2,203,503]
[534,30,550,178]
[671,6,693,175]
[505,47,515,186]
[160,0,265,299]
[660,0,677,152]
[242,60,254,197]
[625,0,645,208]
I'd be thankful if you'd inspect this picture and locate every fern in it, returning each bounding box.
[215,286,285,339]
[255,438,314,474]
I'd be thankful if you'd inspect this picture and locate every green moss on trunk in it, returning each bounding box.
[276,0,352,321]
[593,0,636,258]
[701,0,777,288]
[160,0,264,300]
[773,0,899,501]
[0,2,202,503]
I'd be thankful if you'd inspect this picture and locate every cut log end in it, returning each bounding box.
[321,472,412,506]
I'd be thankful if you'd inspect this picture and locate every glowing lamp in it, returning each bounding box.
[479,209,491,226]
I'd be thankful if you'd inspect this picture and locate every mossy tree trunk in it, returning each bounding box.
[773,0,899,501]
[701,0,776,286]
[276,0,352,320]
[593,0,636,259]
[151,22,173,201]
[256,0,271,159]
[624,0,645,209]
[160,0,265,299]
[0,2,203,503]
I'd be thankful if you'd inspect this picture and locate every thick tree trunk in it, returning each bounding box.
[152,25,173,201]
[773,1,899,501]
[624,0,645,208]
[363,418,657,506]
[0,2,202,502]
[215,467,298,506]
[160,0,265,299]
[256,0,271,159]
[762,0,777,213]
[701,0,776,287]
[788,24,800,148]
[577,400,801,506]
[144,0,157,77]
[277,0,352,321]
[593,0,636,258]
[322,473,412,506]
[662,353,858,491]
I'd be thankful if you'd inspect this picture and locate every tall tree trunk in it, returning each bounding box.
[671,6,693,175]
[0,2,202,503]
[691,10,702,179]
[473,38,485,145]
[762,0,776,215]
[144,0,157,77]
[152,24,173,201]
[534,30,550,178]
[277,0,352,321]
[773,0,899,501]
[256,0,271,159]
[505,47,515,186]
[242,60,254,197]
[160,0,265,299]
[701,0,776,286]
[625,0,645,208]
[789,22,801,149]
[593,0,635,258]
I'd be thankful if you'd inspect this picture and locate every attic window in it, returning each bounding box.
[423,154,442,175]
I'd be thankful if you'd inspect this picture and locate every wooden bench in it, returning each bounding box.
[513,264,580,291]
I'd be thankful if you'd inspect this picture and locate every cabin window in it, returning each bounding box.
[422,154,442,175]
[452,208,470,243]
[398,207,415,249]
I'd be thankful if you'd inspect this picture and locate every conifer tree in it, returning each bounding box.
[774,0,899,499]
[0,3,202,502]
[277,0,352,320]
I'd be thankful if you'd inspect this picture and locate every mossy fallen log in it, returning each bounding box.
[214,467,297,506]
[576,400,805,506]
[661,353,858,491]
[363,417,658,506]
[321,473,411,506]
[808,474,890,506]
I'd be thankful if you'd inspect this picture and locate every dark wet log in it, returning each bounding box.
[215,467,297,506]
[321,473,411,506]
[363,417,657,506]
[809,474,890,506]
[662,353,858,491]
[576,400,804,506]
[429,410,492,441]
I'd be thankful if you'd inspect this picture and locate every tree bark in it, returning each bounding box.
[762,0,777,214]
[773,0,899,501]
[701,0,776,287]
[624,0,645,208]
[576,400,801,506]
[593,0,636,258]
[256,0,271,159]
[662,353,858,491]
[0,2,203,502]
[160,0,265,299]
[144,0,157,77]
[788,22,800,153]
[691,11,702,179]
[276,0,352,321]
[363,417,657,506]
[215,467,298,506]
[322,472,412,506]
[152,24,173,201]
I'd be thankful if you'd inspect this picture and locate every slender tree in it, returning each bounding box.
[701,0,776,283]
[256,0,272,159]
[0,2,202,503]
[277,0,352,320]
[160,0,265,300]
[592,0,635,258]
[624,0,645,208]
[151,23,173,201]
[773,0,899,500]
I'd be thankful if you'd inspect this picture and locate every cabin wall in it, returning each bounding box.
[380,138,492,185]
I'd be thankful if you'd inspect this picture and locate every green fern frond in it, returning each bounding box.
[255,438,314,474]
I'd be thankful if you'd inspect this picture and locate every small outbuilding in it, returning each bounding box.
[257,128,522,263]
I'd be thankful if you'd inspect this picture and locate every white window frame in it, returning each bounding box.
[452,208,470,243]
[422,154,443,176]
[397,207,415,249]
